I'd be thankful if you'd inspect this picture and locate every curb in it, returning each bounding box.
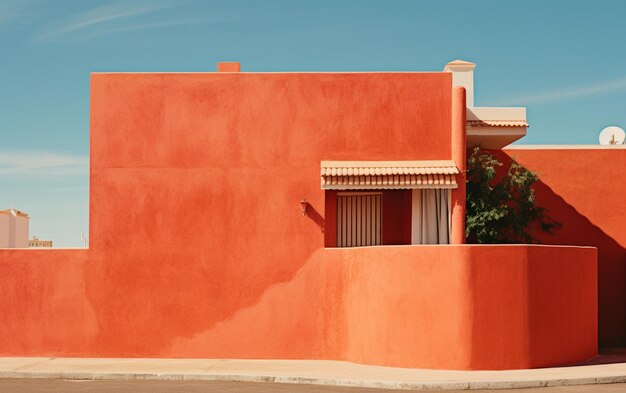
[1,371,626,390]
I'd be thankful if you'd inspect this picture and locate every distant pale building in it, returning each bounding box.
[0,208,30,248]
[29,236,52,248]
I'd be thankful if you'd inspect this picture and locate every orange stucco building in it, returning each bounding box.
[0,60,622,370]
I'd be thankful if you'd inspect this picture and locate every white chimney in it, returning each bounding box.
[443,60,476,107]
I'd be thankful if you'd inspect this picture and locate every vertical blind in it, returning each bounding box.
[337,193,382,247]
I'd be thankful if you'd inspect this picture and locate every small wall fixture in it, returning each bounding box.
[300,198,309,216]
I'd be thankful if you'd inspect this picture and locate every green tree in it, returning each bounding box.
[465,147,560,244]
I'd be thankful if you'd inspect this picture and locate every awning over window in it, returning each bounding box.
[321,160,459,190]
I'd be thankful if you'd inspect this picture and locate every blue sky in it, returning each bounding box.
[1,0,626,247]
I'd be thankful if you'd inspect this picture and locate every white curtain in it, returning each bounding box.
[411,189,450,244]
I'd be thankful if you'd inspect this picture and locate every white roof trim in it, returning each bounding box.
[505,145,626,150]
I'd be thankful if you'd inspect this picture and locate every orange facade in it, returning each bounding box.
[0,70,604,369]
[500,148,626,348]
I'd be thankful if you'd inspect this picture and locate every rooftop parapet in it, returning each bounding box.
[444,60,527,149]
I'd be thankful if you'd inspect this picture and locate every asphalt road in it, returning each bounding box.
[2,380,626,393]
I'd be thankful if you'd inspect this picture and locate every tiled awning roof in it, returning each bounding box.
[321,160,459,190]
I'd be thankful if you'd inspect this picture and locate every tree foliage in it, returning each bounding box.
[465,147,560,244]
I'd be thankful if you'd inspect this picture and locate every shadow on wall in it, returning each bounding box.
[495,151,626,347]
[305,203,325,234]
[81,173,331,357]
[531,179,625,348]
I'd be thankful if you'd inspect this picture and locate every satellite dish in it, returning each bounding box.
[599,126,626,145]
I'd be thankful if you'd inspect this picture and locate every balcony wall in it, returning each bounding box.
[337,245,597,369]
[0,244,596,370]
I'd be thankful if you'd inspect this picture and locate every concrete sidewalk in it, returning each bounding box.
[1,357,626,390]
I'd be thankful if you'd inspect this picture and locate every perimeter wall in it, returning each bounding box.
[0,245,596,370]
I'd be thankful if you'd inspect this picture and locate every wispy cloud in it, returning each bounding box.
[492,77,626,106]
[0,151,88,176]
[37,1,171,40]
[79,18,204,38]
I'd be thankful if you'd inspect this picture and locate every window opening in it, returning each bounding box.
[336,192,381,247]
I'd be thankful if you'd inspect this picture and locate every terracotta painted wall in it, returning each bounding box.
[0,72,449,359]
[0,72,597,370]
[341,245,596,369]
[0,245,596,370]
[501,147,626,347]
[85,72,452,357]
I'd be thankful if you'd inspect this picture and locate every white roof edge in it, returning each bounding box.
[505,145,626,150]
[469,106,526,109]
[467,107,526,121]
